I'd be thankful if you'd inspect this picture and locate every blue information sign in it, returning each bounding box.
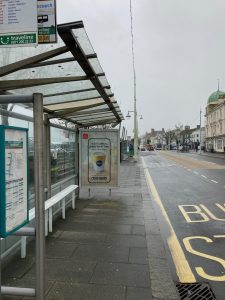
[0,126,29,237]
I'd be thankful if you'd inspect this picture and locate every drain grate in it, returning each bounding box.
[176,283,216,300]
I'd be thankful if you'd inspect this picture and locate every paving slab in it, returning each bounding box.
[73,244,129,262]
[46,282,126,300]
[90,262,150,287]
[24,259,96,283]
[126,287,153,300]
[129,247,149,264]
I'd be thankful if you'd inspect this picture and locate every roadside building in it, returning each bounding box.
[190,125,206,149]
[145,128,166,149]
[179,125,195,148]
[205,89,225,152]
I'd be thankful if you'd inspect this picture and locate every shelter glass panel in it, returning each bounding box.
[50,127,76,184]
[1,61,85,81]
[73,28,95,55]
[44,90,101,105]
[89,58,104,74]
[13,81,95,100]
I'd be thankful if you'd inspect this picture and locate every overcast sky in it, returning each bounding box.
[57,0,225,136]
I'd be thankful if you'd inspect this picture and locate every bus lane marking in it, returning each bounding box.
[142,157,196,283]
[183,236,225,281]
[179,204,225,222]
[179,205,225,281]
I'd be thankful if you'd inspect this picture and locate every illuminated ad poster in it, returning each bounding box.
[37,0,57,44]
[0,0,38,47]
[0,126,29,237]
[79,129,120,188]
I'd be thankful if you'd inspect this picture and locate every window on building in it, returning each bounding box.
[217,139,223,150]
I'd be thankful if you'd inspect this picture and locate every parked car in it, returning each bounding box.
[147,145,154,151]
[156,143,162,150]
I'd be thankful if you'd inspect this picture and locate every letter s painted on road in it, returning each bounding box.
[183,236,225,281]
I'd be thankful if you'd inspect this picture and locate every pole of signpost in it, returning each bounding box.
[33,93,45,300]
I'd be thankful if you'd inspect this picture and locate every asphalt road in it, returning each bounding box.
[141,150,225,300]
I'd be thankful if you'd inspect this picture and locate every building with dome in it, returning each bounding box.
[205,88,225,152]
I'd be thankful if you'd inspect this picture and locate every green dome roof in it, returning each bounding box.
[208,90,225,104]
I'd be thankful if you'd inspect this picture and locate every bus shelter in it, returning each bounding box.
[0,21,124,299]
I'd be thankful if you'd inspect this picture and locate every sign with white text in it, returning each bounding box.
[0,0,38,47]
[79,129,120,188]
[0,126,29,237]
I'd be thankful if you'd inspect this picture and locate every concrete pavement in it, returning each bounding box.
[2,157,179,300]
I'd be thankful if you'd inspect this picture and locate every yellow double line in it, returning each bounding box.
[142,157,196,283]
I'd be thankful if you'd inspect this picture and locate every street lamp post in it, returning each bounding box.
[199,108,202,155]
[126,111,143,160]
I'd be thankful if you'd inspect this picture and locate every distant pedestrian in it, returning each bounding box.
[195,143,198,152]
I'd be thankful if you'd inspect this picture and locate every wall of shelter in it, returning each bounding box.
[0,108,77,256]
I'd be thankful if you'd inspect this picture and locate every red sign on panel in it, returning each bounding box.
[83,133,89,139]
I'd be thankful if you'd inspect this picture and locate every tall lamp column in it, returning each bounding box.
[126,110,143,160]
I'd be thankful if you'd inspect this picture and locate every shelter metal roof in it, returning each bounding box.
[0,21,124,127]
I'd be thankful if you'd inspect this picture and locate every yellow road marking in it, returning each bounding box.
[183,236,225,281]
[157,151,225,170]
[142,157,196,283]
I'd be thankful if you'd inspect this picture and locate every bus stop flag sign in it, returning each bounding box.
[0,0,38,47]
[37,0,57,44]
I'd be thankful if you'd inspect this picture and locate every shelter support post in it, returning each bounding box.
[33,93,45,300]
[0,238,1,300]
[44,114,51,199]
[75,128,79,186]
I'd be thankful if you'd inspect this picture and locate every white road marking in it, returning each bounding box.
[193,171,199,175]
[211,180,218,184]
[201,175,207,179]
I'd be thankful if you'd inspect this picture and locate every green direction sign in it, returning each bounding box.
[0,34,37,46]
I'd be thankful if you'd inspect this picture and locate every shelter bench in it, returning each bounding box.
[21,184,78,258]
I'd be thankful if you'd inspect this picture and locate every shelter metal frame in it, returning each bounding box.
[0,21,124,298]
[0,94,45,300]
[0,21,124,128]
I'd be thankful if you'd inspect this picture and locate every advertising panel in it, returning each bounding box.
[79,129,119,188]
[0,126,29,237]
[0,0,38,47]
[37,0,57,44]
